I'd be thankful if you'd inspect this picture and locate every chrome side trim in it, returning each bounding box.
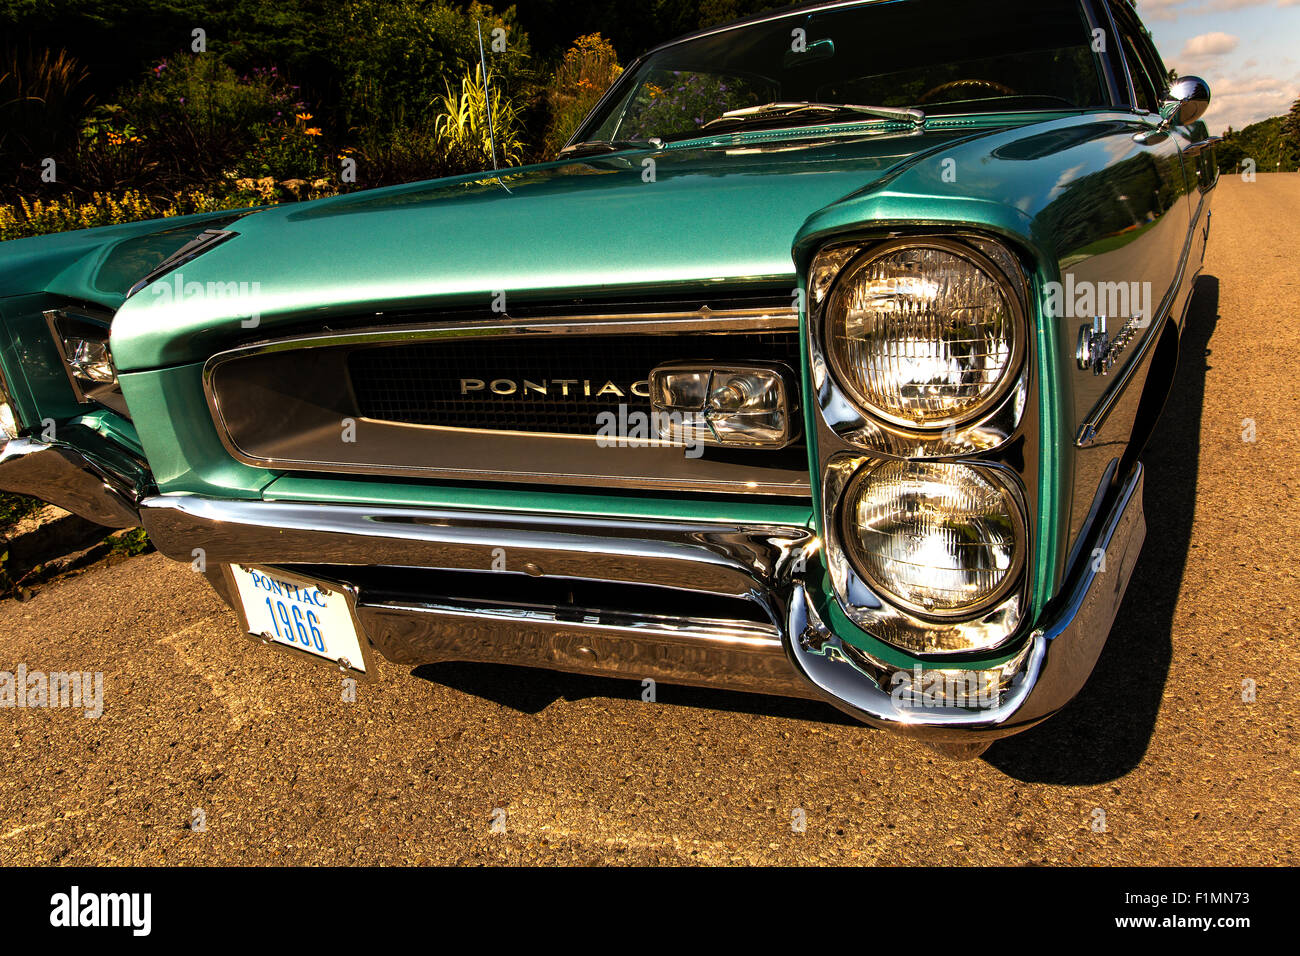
[0,438,141,528]
[786,462,1145,742]
[1075,266,1182,448]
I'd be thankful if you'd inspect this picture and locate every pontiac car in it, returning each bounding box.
[0,0,1215,758]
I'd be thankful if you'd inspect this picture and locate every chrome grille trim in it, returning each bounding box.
[205,305,799,361]
[202,305,811,496]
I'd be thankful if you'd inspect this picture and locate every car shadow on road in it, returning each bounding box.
[986,274,1220,783]
[411,659,859,726]
[410,275,1219,775]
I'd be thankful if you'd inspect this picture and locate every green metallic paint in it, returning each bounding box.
[0,293,84,429]
[107,120,1016,373]
[263,474,815,527]
[0,209,254,308]
[116,363,275,498]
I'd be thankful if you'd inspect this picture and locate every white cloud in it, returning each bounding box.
[1197,71,1300,131]
[1140,0,1300,19]
[1181,31,1241,56]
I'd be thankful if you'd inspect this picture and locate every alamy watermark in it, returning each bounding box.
[595,403,705,459]
[150,270,262,327]
[0,665,103,718]
[890,665,998,710]
[1045,275,1153,322]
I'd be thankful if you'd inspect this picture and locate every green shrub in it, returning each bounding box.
[433,65,525,169]
[103,55,327,190]
[332,0,534,139]
[539,33,621,160]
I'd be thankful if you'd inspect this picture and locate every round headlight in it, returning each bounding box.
[825,240,1022,429]
[840,460,1024,618]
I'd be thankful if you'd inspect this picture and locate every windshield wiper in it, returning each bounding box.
[700,102,926,131]
[558,138,663,158]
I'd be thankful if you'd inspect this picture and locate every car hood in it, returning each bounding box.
[110,126,998,371]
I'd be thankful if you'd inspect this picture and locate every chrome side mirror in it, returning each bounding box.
[1159,75,1211,128]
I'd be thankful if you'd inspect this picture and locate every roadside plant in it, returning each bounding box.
[433,65,526,168]
[540,33,622,159]
[112,56,322,189]
[0,44,92,190]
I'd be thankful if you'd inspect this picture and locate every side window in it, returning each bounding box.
[1134,31,1172,102]
[1111,2,1166,112]
[1120,32,1158,112]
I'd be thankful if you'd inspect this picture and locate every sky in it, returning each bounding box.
[1136,0,1300,133]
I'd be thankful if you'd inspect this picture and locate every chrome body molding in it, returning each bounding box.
[786,462,1146,743]
[140,493,820,700]
[0,437,142,528]
[357,599,817,699]
[203,305,799,361]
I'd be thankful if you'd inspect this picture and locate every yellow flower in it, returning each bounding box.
[304,127,322,137]
[295,112,312,122]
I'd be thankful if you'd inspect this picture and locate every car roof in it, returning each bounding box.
[638,0,1130,61]
[639,0,884,59]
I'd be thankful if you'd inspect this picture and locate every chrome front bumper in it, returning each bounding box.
[137,462,1146,741]
[143,495,822,700]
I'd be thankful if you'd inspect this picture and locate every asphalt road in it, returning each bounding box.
[2,177,1298,866]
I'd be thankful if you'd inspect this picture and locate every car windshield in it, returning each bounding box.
[577,0,1106,145]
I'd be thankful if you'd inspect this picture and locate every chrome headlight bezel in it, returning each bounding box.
[806,233,1038,656]
[837,459,1028,622]
[821,237,1027,433]
[43,307,130,419]
[821,453,1031,654]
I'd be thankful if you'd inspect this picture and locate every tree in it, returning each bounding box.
[1283,95,1300,165]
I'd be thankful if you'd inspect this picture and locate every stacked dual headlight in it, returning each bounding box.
[817,239,1028,652]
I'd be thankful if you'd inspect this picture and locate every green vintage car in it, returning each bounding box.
[0,0,1215,757]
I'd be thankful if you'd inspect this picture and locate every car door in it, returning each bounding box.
[1121,4,1217,270]
[1058,1,1195,567]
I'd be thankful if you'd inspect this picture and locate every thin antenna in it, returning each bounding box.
[475,20,499,172]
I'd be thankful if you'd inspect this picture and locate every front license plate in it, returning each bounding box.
[230,565,367,673]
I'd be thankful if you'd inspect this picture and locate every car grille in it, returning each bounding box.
[204,301,811,496]
[347,331,801,436]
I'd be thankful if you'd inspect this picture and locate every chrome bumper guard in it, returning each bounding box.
[0,437,142,528]
[787,463,1146,742]
[137,463,1144,739]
